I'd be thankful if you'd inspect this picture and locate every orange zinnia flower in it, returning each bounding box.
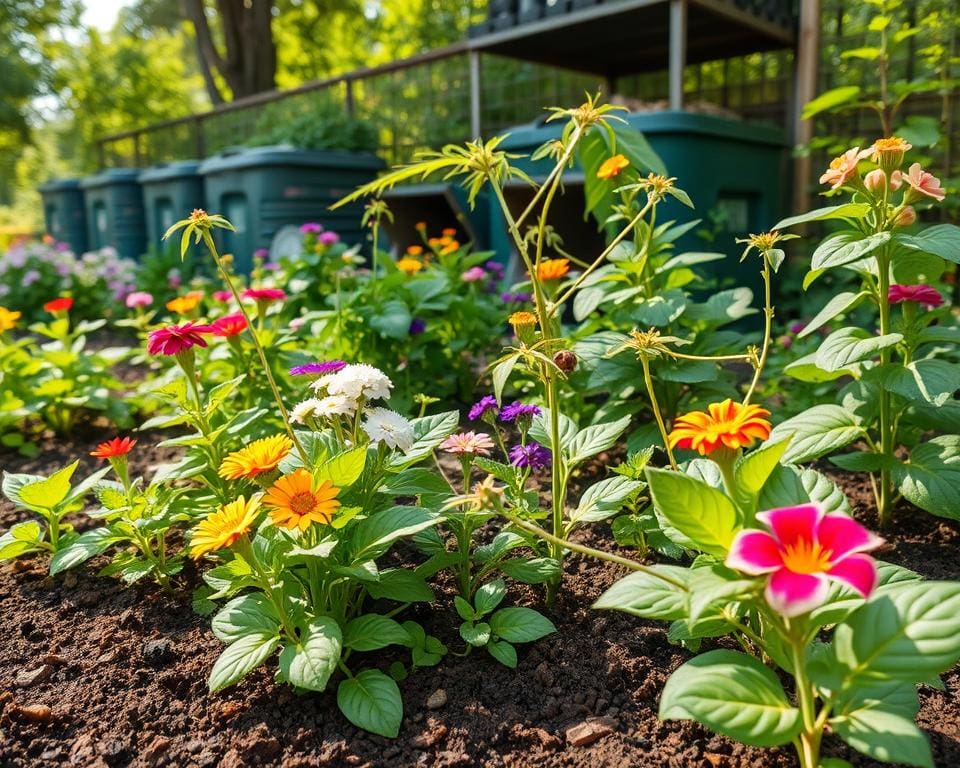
[218,434,294,480]
[668,399,772,456]
[442,227,458,237]
[166,293,201,314]
[536,258,570,282]
[90,436,137,459]
[597,154,630,180]
[440,240,460,255]
[189,495,262,558]
[406,245,424,256]
[263,469,341,531]
[396,257,424,275]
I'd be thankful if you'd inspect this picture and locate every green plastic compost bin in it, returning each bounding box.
[496,111,788,287]
[138,161,205,250]
[38,179,88,254]
[80,169,147,260]
[198,145,384,272]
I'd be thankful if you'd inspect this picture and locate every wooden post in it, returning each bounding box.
[669,0,687,111]
[792,0,820,216]
[469,50,482,138]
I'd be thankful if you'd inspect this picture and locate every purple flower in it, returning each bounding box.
[22,269,40,286]
[263,261,280,271]
[509,441,551,470]
[468,395,498,421]
[788,321,806,334]
[409,318,426,335]
[300,222,323,235]
[319,231,340,245]
[499,401,542,423]
[289,360,348,376]
[501,292,532,304]
[254,248,270,260]
[485,260,505,277]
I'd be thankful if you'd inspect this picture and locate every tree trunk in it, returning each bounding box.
[182,0,277,101]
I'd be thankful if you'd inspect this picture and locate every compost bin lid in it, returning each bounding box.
[79,168,143,190]
[197,144,384,175]
[38,178,84,193]
[138,161,202,184]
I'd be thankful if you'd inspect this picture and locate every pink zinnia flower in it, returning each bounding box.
[125,291,153,309]
[899,163,946,202]
[147,322,215,356]
[242,287,286,303]
[461,267,488,283]
[213,290,233,303]
[819,146,870,190]
[726,503,882,617]
[319,231,340,245]
[440,431,495,456]
[212,312,248,337]
[300,222,323,235]
[888,283,943,308]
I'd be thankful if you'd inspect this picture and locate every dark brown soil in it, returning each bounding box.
[1,429,958,768]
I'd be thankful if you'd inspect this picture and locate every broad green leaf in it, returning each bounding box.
[460,621,491,646]
[810,560,921,627]
[344,614,411,652]
[489,607,556,644]
[769,405,866,463]
[659,650,803,747]
[350,506,438,561]
[378,468,450,496]
[208,632,280,692]
[337,669,403,738]
[278,617,342,691]
[49,527,115,575]
[880,361,960,407]
[896,224,960,264]
[774,203,870,230]
[389,410,459,469]
[815,327,903,372]
[566,415,632,465]
[316,446,367,488]
[474,578,507,616]
[570,476,643,525]
[487,639,518,668]
[802,85,861,119]
[492,354,519,405]
[797,291,870,338]
[499,557,561,584]
[811,231,891,272]
[830,709,933,768]
[758,464,852,516]
[529,408,578,450]
[735,439,790,498]
[17,461,79,511]
[646,468,738,556]
[893,436,960,519]
[593,565,691,620]
[784,354,854,383]
[365,568,435,602]
[211,594,281,643]
[0,521,46,560]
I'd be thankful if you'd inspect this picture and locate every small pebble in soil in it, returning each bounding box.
[16,664,53,687]
[11,703,53,723]
[141,638,175,666]
[425,689,447,710]
[565,716,617,747]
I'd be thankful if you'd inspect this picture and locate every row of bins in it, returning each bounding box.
[39,146,383,272]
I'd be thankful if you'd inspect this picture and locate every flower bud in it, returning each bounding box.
[894,206,917,227]
[871,137,912,175]
[508,311,538,346]
[863,169,887,194]
[553,350,578,373]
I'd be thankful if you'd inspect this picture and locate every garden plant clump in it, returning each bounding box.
[2,94,960,768]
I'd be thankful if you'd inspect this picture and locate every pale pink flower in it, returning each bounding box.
[819,147,870,190]
[901,163,946,202]
[125,291,153,308]
[440,431,495,456]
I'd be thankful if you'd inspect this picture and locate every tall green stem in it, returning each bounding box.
[787,622,822,768]
[743,257,773,405]
[876,248,894,525]
[641,356,678,470]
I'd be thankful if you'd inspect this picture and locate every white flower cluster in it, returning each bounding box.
[311,363,393,401]
[362,407,415,452]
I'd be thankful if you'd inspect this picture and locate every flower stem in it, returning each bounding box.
[743,257,773,406]
[876,248,893,526]
[641,356,678,470]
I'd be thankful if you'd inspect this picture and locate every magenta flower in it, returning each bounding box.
[254,247,270,260]
[509,441,551,470]
[147,322,215,356]
[212,290,233,303]
[440,431,495,456]
[319,231,340,245]
[289,360,347,376]
[888,283,943,308]
[468,395,498,421]
[300,222,323,234]
[726,503,883,618]
[125,291,153,309]
[462,267,487,283]
[242,287,286,303]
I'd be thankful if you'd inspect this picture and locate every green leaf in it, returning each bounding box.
[370,300,412,339]
[773,203,870,230]
[211,593,281,643]
[278,617,342,692]
[570,476,643,525]
[316,446,367,488]
[49,527,115,575]
[881,361,960,407]
[896,224,960,264]
[802,85,861,119]
[659,650,802,747]
[499,557,560,584]
[769,405,866,464]
[645,468,738,556]
[593,565,691,620]
[798,291,870,338]
[389,410,459,469]
[759,465,852,516]
[492,354,519,405]
[830,709,933,768]
[379,468,450,496]
[735,439,790,498]
[460,621,491,646]
[0,521,46,560]
[487,639,518,668]
[337,669,403,738]
[474,578,507,616]
[489,607,556,644]
[208,632,280,692]
[566,415,632,465]
[811,231,891,272]
[350,506,438,561]
[365,568,435,602]
[893,436,960,520]
[16,461,79,511]
[344,615,411,652]
[833,581,960,682]
[815,327,903,372]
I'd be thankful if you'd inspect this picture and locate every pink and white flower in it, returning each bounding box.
[819,147,871,190]
[461,267,487,283]
[440,431,495,456]
[726,503,882,617]
[125,291,153,309]
[899,163,946,202]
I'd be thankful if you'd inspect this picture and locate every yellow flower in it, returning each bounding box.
[166,293,201,314]
[871,136,912,169]
[263,469,341,531]
[597,154,630,180]
[396,257,424,275]
[0,306,22,333]
[508,311,537,327]
[668,399,772,456]
[219,434,294,480]
[440,240,460,255]
[406,245,424,256]
[189,495,261,558]
[536,258,570,282]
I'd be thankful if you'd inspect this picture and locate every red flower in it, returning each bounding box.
[242,288,286,303]
[44,297,74,313]
[888,283,943,308]
[212,290,233,303]
[147,321,215,356]
[212,312,248,337]
[90,436,137,459]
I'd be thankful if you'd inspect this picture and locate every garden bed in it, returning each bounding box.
[2,428,958,768]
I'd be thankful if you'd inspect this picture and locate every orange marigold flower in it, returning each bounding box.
[442,228,458,237]
[440,240,460,255]
[871,136,912,169]
[218,434,294,480]
[263,469,341,531]
[668,399,772,456]
[597,154,630,180]
[415,221,427,232]
[189,495,261,559]
[407,245,424,256]
[536,258,570,282]
[166,294,201,314]
[0,306,22,332]
[508,310,537,327]
[396,257,424,275]
[90,436,137,459]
